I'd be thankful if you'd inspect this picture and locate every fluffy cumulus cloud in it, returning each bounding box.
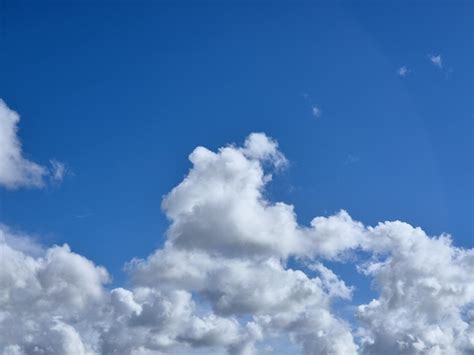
[357,222,474,354]
[0,99,65,189]
[1,128,474,354]
[0,227,109,354]
[0,227,253,355]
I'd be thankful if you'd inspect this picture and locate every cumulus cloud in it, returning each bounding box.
[160,135,298,259]
[357,222,474,354]
[2,131,474,354]
[0,99,65,189]
[0,227,109,354]
[0,227,253,355]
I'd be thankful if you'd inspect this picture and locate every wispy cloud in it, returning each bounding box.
[429,54,443,68]
[344,154,360,165]
[49,160,67,182]
[301,93,322,119]
[398,66,409,77]
[73,213,91,219]
[312,105,321,119]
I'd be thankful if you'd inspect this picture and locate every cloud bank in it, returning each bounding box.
[1,117,474,354]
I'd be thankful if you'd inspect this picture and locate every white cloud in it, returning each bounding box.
[0,227,109,354]
[0,100,47,188]
[0,99,65,189]
[159,135,300,259]
[398,66,409,77]
[357,222,474,354]
[241,132,288,169]
[49,159,67,182]
[0,227,254,355]
[2,131,474,354]
[305,210,366,260]
[312,105,321,118]
[429,54,443,68]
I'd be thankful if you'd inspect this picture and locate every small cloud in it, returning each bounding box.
[73,213,91,219]
[344,154,360,165]
[49,160,67,182]
[398,66,409,77]
[312,105,321,119]
[429,54,442,68]
[301,93,321,119]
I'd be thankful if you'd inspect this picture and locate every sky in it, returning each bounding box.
[1,1,474,354]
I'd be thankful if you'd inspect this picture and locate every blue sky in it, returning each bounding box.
[2,0,473,280]
[1,2,474,353]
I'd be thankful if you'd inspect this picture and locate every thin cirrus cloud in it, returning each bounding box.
[1,101,474,354]
[0,99,66,189]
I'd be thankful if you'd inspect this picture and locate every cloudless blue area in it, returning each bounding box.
[1,0,473,298]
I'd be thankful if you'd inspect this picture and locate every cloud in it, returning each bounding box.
[49,159,67,182]
[345,154,360,165]
[312,105,321,118]
[159,135,299,259]
[356,222,474,354]
[0,99,48,188]
[0,227,109,354]
[2,132,474,354]
[398,66,409,77]
[429,54,443,68]
[301,94,321,119]
[73,213,92,219]
[0,226,253,355]
[241,132,288,169]
[0,99,66,189]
